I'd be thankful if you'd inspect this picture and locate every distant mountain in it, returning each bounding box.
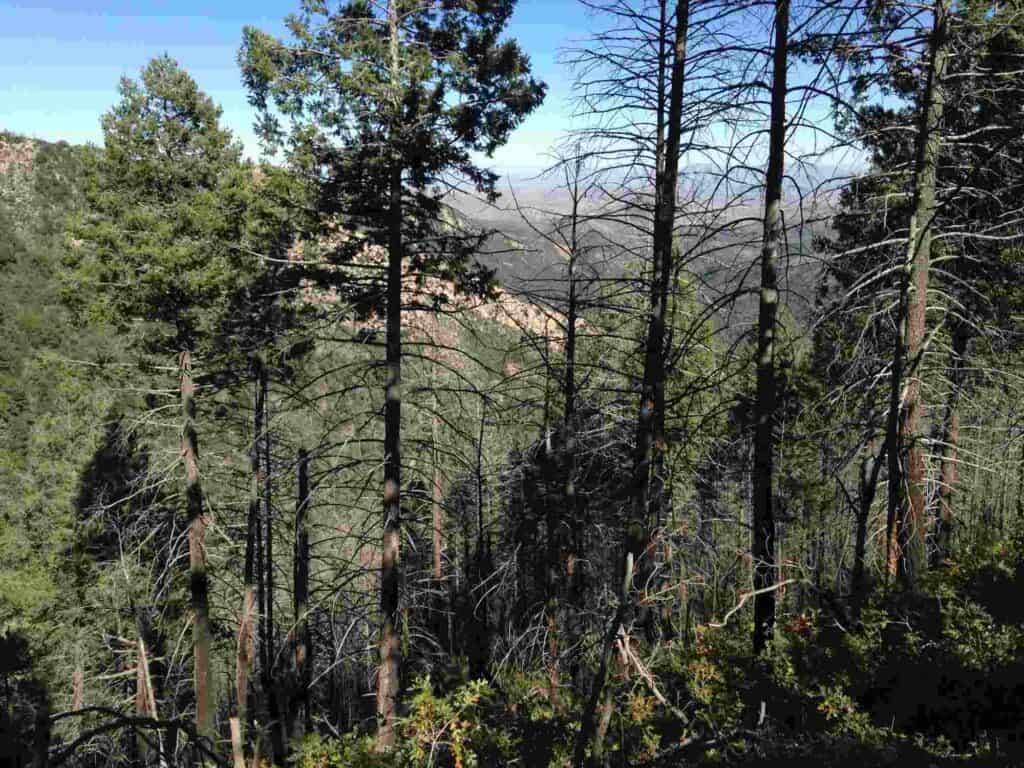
[0,131,838,346]
[449,185,836,342]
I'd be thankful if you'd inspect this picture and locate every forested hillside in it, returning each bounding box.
[3,0,1024,766]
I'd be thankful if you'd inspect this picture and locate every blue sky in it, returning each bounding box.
[0,0,580,177]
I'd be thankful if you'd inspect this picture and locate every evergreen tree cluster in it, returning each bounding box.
[4,1,1024,766]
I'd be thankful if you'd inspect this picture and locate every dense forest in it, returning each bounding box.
[3,0,1024,765]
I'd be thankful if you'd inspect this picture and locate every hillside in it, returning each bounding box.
[9,0,1024,764]
[0,132,830,350]
[5,66,1023,768]
[451,185,832,342]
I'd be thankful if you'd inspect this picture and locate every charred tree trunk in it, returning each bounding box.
[544,450,561,711]
[431,412,444,584]
[853,438,885,602]
[573,556,633,768]
[293,447,312,740]
[31,689,49,768]
[236,358,263,756]
[554,157,582,708]
[1016,428,1024,519]
[235,492,257,760]
[630,0,689,641]
[752,0,789,656]
[260,370,288,765]
[180,350,213,739]
[430,408,448,654]
[564,162,580,427]
[262,369,274,670]
[578,5,690,759]
[935,323,967,564]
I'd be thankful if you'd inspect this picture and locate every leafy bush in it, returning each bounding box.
[291,677,512,768]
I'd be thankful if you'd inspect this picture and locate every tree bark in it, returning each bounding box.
[573,556,633,768]
[376,0,404,737]
[630,0,690,639]
[591,687,615,768]
[564,153,580,427]
[894,0,949,587]
[935,323,966,564]
[431,413,444,584]
[72,662,84,712]
[544,437,561,711]
[256,361,269,688]
[135,637,158,764]
[752,0,789,656]
[293,447,312,740]
[885,282,907,579]
[32,690,49,768]
[1016,426,1024,519]
[853,437,885,601]
[551,153,582,710]
[236,357,263,755]
[260,369,288,765]
[180,350,213,739]
[262,368,274,670]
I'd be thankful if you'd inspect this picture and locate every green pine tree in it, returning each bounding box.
[240,0,545,746]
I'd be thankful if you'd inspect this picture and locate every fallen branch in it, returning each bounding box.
[615,630,692,727]
[707,579,798,629]
[47,707,223,767]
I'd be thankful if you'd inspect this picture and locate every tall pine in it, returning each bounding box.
[240,0,544,748]
[65,56,270,739]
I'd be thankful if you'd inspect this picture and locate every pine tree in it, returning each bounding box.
[64,55,272,739]
[240,0,544,748]
[820,0,1024,582]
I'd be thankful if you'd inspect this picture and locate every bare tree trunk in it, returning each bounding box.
[135,637,158,764]
[1016,427,1024,519]
[935,323,966,564]
[235,496,256,761]
[229,718,245,768]
[631,0,690,639]
[544,435,561,711]
[293,447,312,740]
[564,153,580,428]
[72,662,84,712]
[591,687,615,768]
[431,412,443,584]
[180,350,213,739]
[261,371,288,765]
[752,0,789,656]
[573,557,633,768]
[577,6,691,758]
[894,0,949,587]
[263,369,274,667]
[32,690,49,768]
[376,1,404,737]
[546,598,561,712]
[430,408,448,654]
[853,438,884,601]
[256,361,269,708]
[550,153,583,711]
[885,274,907,579]
[236,358,263,757]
